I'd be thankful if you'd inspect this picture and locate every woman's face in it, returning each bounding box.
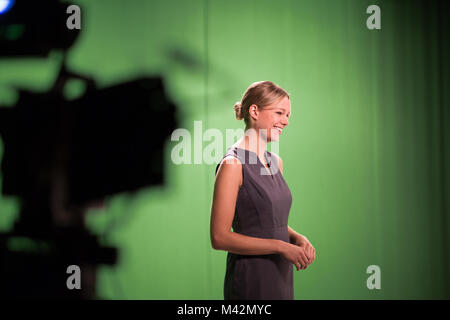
[252,96,291,142]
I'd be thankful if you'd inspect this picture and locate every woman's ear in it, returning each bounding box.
[249,104,259,121]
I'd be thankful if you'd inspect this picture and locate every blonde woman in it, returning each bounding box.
[210,81,316,300]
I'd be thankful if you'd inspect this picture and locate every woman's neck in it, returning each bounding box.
[238,127,267,160]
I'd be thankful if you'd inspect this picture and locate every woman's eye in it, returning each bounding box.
[276,112,282,115]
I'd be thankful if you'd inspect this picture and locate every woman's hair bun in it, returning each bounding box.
[234,101,243,120]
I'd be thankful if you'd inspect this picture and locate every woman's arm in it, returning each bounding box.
[288,226,308,244]
[210,156,283,255]
[210,156,310,269]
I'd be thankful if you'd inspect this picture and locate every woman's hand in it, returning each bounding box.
[279,241,312,271]
[290,234,316,269]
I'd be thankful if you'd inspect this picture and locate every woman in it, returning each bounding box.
[210,81,316,300]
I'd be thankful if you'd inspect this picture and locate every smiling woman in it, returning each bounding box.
[210,81,316,300]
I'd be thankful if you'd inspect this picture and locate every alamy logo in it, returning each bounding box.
[66,5,81,30]
[170,121,281,175]
[366,5,381,30]
[66,265,81,290]
[366,265,381,290]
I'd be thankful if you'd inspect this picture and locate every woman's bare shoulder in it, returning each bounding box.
[222,155,242,165]
[216,155,243,186]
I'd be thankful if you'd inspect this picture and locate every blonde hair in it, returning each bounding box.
[234,81,289,127]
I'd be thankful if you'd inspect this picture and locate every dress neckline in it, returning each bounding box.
[234,147,275,178]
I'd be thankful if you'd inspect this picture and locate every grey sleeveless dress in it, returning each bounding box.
[215,146,293,300]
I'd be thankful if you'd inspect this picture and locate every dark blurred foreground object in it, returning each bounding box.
[0,71,177,299]
[0,0,178,299]
[0,0,79,57]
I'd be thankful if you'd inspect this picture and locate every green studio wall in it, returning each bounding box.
[0,0,448,299]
